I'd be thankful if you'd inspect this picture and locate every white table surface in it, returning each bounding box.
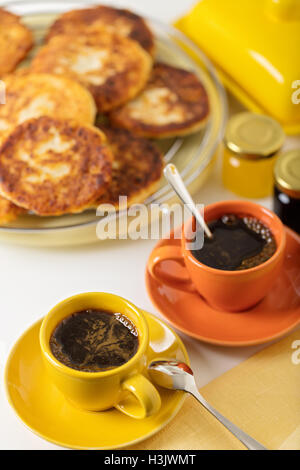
[0,0,299,450]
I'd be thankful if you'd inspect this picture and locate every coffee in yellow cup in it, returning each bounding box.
[39,292,161,418]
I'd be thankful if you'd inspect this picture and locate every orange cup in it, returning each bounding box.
[148,201,286,312]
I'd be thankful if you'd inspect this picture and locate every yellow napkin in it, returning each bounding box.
[130,330,300,450]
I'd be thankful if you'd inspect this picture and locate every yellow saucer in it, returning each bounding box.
[5,311,188,450]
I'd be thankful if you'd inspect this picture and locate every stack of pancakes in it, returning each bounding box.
[0,5,210,224]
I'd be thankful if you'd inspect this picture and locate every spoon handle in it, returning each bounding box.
[189,388,267,450]
[163,164,213,239]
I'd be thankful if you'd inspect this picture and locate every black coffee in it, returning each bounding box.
[50,310,139,372]
[191,214,276,271]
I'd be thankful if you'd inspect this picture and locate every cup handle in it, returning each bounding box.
[115,374,161,419]
[148,245,197,293]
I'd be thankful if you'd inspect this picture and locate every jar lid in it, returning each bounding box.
[225,112,285,157]
[274,150,300,193]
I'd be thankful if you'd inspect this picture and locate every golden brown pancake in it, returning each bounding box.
[94,126,163,209]
[0,7,20,24]
[0,196,24,225]
[109,63,210,139]
[0,8,33,76]
[31,29,152,112]
[46,5,155,56]
[0,117,113,216]
[0,73,96,146]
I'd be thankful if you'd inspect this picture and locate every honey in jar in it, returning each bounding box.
[273,150,300,234]
[223,112,285,198]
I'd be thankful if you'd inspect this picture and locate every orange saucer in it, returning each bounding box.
[146,227,300,346]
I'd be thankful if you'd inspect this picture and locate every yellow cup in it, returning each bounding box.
[39,293,161,418]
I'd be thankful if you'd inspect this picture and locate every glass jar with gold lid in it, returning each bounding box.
[223,112,285,198]
[273,150,300,234]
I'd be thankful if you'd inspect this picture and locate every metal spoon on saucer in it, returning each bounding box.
[164,163,213,239]
[148,360,267,451]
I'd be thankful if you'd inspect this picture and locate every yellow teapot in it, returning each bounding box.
[176,0,300,134]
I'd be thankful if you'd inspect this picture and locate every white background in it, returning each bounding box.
[0,0,299,450]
